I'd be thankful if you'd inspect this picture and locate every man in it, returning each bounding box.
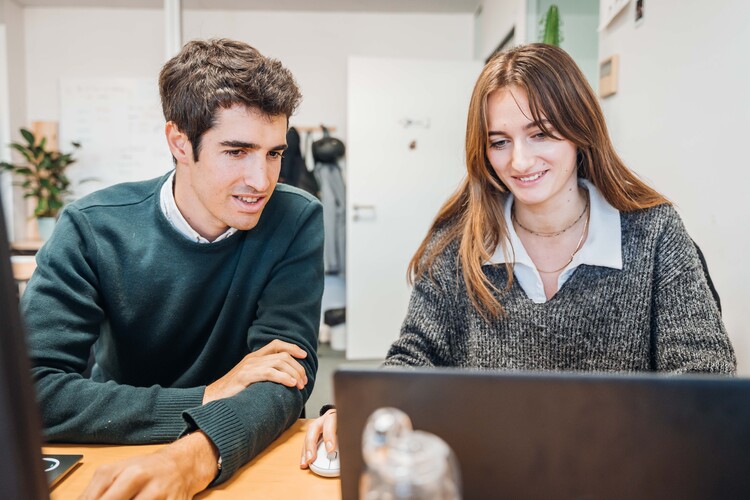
[22,38,323,497]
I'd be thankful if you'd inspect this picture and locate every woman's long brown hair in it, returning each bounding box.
[408,43,668,319]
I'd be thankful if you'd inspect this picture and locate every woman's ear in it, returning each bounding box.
[165,122,193,164]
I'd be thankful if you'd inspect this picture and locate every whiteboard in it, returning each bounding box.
[59,78,172,198]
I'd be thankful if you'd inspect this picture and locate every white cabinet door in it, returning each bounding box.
[346,57,482,360]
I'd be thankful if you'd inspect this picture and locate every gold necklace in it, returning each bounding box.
[513,191,589,238]
[535,205,590,274]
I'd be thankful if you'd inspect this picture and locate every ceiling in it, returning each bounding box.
[14,0,482,13]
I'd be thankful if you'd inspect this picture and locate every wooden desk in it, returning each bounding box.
[45,420,341,500]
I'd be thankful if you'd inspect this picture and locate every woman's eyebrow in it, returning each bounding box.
[488,130,507,136]
[524,119,552,130]
[488,120,552,136]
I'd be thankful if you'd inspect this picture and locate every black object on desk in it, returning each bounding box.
[44,454,83,488]
[0,193,51,498]
[335,367,750,500]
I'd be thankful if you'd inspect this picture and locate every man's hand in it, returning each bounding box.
[79,431,218,500]
[300,408,338,469]
[203,339,308,405]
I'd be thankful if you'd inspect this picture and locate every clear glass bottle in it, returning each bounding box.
[360,407,461,500]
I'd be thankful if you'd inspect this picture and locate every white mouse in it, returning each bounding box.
[309,440,340,478]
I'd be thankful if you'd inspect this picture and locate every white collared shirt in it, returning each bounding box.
[159,171,238,244]
[484,179,622,303]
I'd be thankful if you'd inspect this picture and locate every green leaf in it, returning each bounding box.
[9,143,34,163]
[20,128,35,146]
[39,136,47,151]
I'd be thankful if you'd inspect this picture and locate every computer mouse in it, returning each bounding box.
[309,440,340,478]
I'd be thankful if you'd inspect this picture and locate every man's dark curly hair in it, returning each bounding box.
[159,38,301,161]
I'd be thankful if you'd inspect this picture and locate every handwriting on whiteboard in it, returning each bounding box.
[59,78,172,199]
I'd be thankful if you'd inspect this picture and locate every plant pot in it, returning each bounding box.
[37,217,57,242]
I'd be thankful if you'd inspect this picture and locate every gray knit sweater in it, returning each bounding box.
[385,204,736,374]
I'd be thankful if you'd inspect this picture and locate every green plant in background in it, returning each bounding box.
[540,4,563,47]
[0,128,80,218]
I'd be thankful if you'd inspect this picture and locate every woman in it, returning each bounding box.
[301,43,735,468]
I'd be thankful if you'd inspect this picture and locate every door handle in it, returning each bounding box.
[352,204,376,221]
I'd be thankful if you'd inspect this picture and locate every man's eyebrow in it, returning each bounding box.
[219,140,288,151]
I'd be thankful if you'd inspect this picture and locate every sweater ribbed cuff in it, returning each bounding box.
[152,387,205,442]
[182,400,247,485]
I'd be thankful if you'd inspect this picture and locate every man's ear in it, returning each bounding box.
[165,121,193,164]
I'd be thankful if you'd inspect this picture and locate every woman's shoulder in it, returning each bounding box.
[621,203,683,235]
[425,222,461,259]
[620,203,698,265]
[414,223,463,286]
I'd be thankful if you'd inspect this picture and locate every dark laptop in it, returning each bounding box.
[334,367,750,500]
[0,194,81,497]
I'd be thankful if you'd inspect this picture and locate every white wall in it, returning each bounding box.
[23,8,474,142]
[2,0,25,144]
[183,10,474,137]
[598,0,750,373]
[1,0,26,239]
[24,7,166,122]
[476,0,527,60]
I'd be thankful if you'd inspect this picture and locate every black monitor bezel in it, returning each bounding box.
[0,192,50,499]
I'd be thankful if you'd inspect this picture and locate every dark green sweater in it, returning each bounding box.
[22,173,324,483]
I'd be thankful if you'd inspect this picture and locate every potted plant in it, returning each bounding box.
[0,127,80,240]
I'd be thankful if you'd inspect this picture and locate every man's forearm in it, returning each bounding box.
[184,381,304,484]
[79,430,221,499]
[167,431,220,493]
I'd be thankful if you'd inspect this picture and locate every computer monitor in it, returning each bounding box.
[0,192,50,499]
[335,367,750,500]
